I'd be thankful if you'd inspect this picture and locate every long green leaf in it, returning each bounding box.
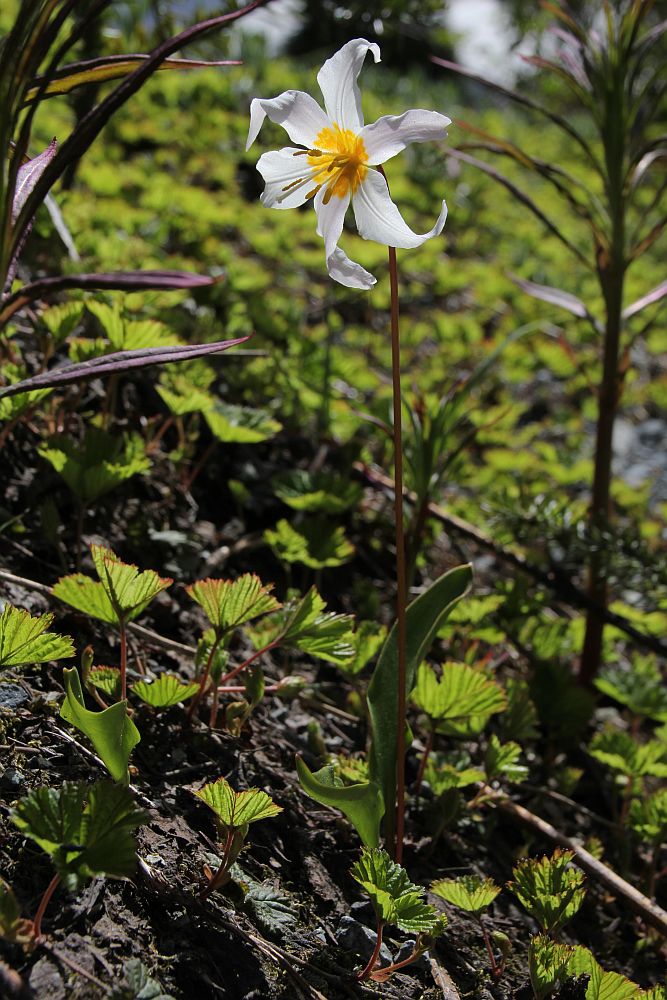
[295,759,383,848]
[368,564,472,845]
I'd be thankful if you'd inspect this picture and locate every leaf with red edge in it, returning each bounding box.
[12,139,57,221]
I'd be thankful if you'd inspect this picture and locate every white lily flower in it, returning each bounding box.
[246,39,451,290]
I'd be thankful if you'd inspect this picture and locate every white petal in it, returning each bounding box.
[359,110,452,165]
[352,169,448,249]
[314,186,350,259]
[317,39,380,133]
[246,91,330,150]
[326,247,377,290]
[257,148,317,210]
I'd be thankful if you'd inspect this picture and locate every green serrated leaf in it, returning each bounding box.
[186,574,280,633]
[195,777,282,830]
[112,957,176,1000]
[39,428,150,503]
[271,470,362,515]
[11,780,146,892]
[338,621,388,676]
[412,661,507,738]
[88,666,121,699]
[351,848,440,933]
[509,849,585,934]
[567,946,644,1000]
[131,675,200,708]
[629,789,667,843]
[528,934,575,1000]
[590,728,667,780]
[265,517,354,569]
[595,656,667,722]
[204,402,281,443]
[279,587,355,664]
[0,604,74,668]
[60,667,140,784]
[431,875,501,915]
[485,734,528,783]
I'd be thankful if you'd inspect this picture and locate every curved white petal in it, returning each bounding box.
[257,148,317,210]
[326,246,376,290]
[352,169,448,249]
[317,39,380,133]
[246,91,330,150]
[359,109,452,165]
[314,186,350,259]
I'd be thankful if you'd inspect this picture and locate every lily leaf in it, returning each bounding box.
[11,780,146,892]
[295,758,383,849]
[186,574,280,633]
[12,140,57,221]
[431,875,501,916]
[132,675,200,709]
[510,274,598,326]
[195,777,282,830]
[0,604,74,668]
[60,668,140,784]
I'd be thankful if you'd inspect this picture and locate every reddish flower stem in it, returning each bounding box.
[32,873,60,940]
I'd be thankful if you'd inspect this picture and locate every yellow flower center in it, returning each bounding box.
[281,124,369,206]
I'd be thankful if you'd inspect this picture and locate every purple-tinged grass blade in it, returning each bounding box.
[12,139,58,221]
[0,336,251,399]
[25,55,242,105]
[622,280,667,320]
[0,269,219,327]
[510,274,599,329]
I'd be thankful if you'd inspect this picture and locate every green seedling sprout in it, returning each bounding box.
[431,875,506,980]
[264,516,355,570]
[528,937,650,1000]
[508,849,585,937]
[350,847,446,982]
[589,726,667,826]
[10,780,146,939]
[0,603,74,669]
[194,777,282,899]
[54,543,172,701]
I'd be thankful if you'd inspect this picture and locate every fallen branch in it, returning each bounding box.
[355,464,667,657]
[483,785,667,938]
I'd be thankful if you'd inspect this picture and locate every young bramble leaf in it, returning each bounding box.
[242,879,298,934]
[595,657,667,722]
[0,879,34,949]
[254,587,356,665]
[338,621,388,676]
[60,668,140,784]
[528,934,576,1000]
[132,675,200,709]
[589,728,667,780]
[566,946,644,1000]
[629,789,667,843]
[39,428,150,503]
[271,469,363,515]
[424,756,485,795]
[265,517,354,569]
[186,574,280,633]
[508,849,585,934]
[351,848,444,934]
[412,661,507,738]
[431,875,501,916]
[204,403,281,444]
[485,735,528,784]
[11,781,146,892]
[195,778,282,830]
[0,604,74,668]
[88,666,121,700]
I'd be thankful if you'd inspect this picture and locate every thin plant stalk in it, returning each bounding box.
[32,873,60,939]
[387,242,408,866]
[200,828,235,900]
[217,640,279,687]
[187,630,223,721]
[118,617,128,702]
[355,920,385,982]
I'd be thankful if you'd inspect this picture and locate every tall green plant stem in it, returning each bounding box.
[388,244,408,865]
[579,62,627,688]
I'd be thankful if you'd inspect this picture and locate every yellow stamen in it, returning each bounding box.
[307,124,369,200]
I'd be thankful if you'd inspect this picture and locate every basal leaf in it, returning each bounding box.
[412,661,507,737]
[295,758,383,848]
[509,849,585,934]
[590,728,667,779]
[431,875,501,915]
[0,604,74,668]
[91,545,172,622]
[39,428,150,502]
[485,735,528,783]
[186,574,280,633]
[195,777,282,830]
[367,564,473,846]
[279,587,355,664]
[88,666,121,700]
[244,882,297,934]
[566,947,644,1000]
[132,675,200,708]
[60,667,140,784]
[351,848,440,933]
[265,518,354,569]
[204,403,281,443]
[595,657,667,722]
[629,789,667,842]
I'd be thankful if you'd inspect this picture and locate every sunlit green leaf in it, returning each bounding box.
[265,517,354,569]
[589,728,667,780]
[0,604,74,668]
[132,675,200,708]
[87,666,121,700]
[205,403,281,443]
[280,587,355,664]
[195,777,282,830]
[595,657,667,722]
[186,574,280,633]
[272,469,362,515]
[412,661,507,737]
[431,875,501,915]
[351,848,444,934]
[509,849,585,934]
[485,734,528,783]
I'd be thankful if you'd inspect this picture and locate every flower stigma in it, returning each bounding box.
[281,124,369,205]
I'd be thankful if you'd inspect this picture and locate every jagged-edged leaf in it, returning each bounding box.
[186,574,280,633]
[279,587,355,664]
[501,679,539,742]
[528,935,575,1000]
[589,728,667,779]
[566,946,644,1000]
[55,545,172,626]
[595,657,667,722]
[204,402,281,443]
[132,675,200,708]
[156,381,214,417]
[244,882,297,934]
[88,666,121,700]
[338,621,388,676]
[39,428,150,502]
[195,777,282,830]
[412,661,507,737]
[485,735,528,783]
[265,517,354,569]
[0,363,51,421]
[629,789,667,842]
[25,55,238,103]
[0,604,74,668]
[85,300,180,354]
[271,470,363,515]
[424,757,485,795]
[351,848,442,934]
[431,875,501,915]
[11,780,146,892]
[60,668,140,784]
[295,758,383,849]
[0,879,34,948]
[508,849,585,934]
[367,565,473,846]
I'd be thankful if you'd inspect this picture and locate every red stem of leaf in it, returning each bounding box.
[356,920,385,982]
[32,873,60,940]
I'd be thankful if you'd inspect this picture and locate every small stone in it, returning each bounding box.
[0,683,29,709]
[336,915,392,964]
[393,939,429,972]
